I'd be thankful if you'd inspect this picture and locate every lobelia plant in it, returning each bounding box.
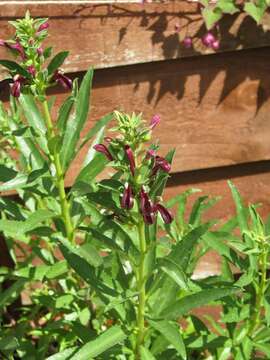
[0,10,260,360]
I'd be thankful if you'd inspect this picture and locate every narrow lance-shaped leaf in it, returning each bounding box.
[47,51,69,75]
[60,68,94,171]
[149,320,187,359]
[159,287,239,320]
[57,326,126,360]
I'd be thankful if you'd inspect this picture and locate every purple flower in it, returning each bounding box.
[37,47,43,56]
[0,39,5,46]
[152,156,171,175]
[38,22,49,32]
[125,145,135,176]
[150,114,160,129]
[53,70,72,90]
[140,188,156,225]
[121,184,134,210]
[211,40,220,50]
[27,65,36,77]
[183,36,193,49]
[11,80,21,98]
[5,41,25,59]
[155,203,173,224]
[93,144,113,161]
[146,149,156,160]
[202,32,216,47]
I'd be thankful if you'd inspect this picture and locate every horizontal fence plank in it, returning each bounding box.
[0,1,270,77]
[1,47,270,178]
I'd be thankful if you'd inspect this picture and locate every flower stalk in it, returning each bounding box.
[42,100,74,244]
[135,218,147,358]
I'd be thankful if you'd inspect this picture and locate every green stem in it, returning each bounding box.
[248,240,268,336]
[42,101,74,244]
[135,219,147,359]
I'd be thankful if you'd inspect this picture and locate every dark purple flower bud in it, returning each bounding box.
[156,203,173,224]
[93,144,113,161]
[183,36,193,49]
[27,65,36,77]
[125,145,135,176]
[121,184,134,210]
[152,156,171,175]
[150,114,160,129]
[37,47,43,56]
[140,188,156,225]
[38,22,49,32]
[5,41,25,59]
[146,149,156,160]
[53,70,72,90]
[202,32,216,47]
[211,39,220,50]
[11,80,21,98]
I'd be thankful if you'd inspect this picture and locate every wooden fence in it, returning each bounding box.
[1,1,270,276]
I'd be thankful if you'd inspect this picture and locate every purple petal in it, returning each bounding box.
[53,70,72,90]
[155,156,171,173]
[202,32,216,47]
[150,114,160,129]
[5,41,25,59]
[37,47,43,56]
[38,22,49,32]
[125,145,135,176]
[211,40,220,50]
[0,39,5,46]
[93,144,113,161]
[121,184,134,210]
[156,203,173,224]
[140,188,156,224]
[27,66,36,77]
[11,80,21,98]
[183,36,193,49]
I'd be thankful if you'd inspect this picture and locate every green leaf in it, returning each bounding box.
[202,7,223,30]
[159,258,189,290]
[71,326,126,359]
[79,112,114,151]
[140,346,156,359]
[0,278,26,309]
[228,181,248,233]
[253,342,270,356]
[0,60,30,78]
[169,223,211,269]
[160,287,239,320]
[244,2,266,23]
[47,51,69,75]
[0,336,19,351]
[75,153,107,184]
[149,320,186,359]
[60,68,94,171]
[46,347,78,360]
[0,164,18,182]
[217,0,239,13]
[19,94,47,152]
[57,96,74,134]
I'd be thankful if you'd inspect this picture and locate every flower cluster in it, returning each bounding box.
[0,11,72,99]
[94,113,173,225]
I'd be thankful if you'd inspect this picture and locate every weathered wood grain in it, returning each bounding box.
[0,1,270,78]
[1,47,270,178]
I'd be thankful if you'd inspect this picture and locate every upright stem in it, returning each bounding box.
[135,219,147,358]
[42,100,74,244]
[248,239,268,335]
